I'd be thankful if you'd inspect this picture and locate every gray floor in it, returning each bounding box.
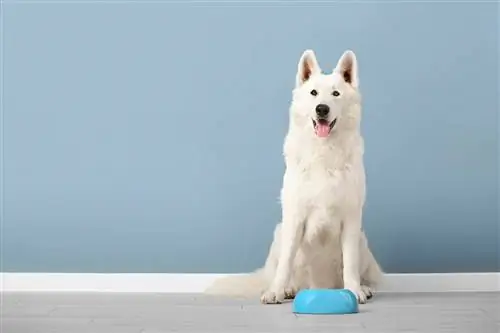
[1,292,498,333]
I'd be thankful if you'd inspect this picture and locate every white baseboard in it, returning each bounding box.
[1,272,498,293]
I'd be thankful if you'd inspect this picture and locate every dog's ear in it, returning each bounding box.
[296,49,321,87]
[334,50,359,88]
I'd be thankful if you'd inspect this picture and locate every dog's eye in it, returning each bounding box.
[332,90,340,97]
[310,89,318,96]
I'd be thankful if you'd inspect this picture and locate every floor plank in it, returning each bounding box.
[1,292,498,333]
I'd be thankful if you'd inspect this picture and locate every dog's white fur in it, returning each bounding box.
[205,50,382,304]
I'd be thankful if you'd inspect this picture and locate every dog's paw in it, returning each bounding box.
[260,289,285,304]
[344,282,368,304]
[361,285,374,300]
[284,287,298,300]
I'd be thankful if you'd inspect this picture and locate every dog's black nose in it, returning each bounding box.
[315,104,330,117]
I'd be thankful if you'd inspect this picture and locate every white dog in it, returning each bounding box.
[206,49,383,304]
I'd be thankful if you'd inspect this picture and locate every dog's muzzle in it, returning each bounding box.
[312,118,337,138]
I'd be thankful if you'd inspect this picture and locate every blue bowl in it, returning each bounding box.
[292,289,359,315]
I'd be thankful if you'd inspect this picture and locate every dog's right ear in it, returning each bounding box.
[334,50,359,88]
[296,49,321,87]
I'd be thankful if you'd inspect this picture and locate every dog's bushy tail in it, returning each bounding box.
[204,268,269,298]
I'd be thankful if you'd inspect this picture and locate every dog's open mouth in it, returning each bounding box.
[312,118,337,137]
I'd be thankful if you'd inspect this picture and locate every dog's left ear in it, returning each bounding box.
[296,49,321,87]
[334,50,359,88]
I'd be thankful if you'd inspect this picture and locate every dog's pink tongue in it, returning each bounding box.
[316,123,330,137]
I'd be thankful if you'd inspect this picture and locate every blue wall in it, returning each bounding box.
[2,2,498,273]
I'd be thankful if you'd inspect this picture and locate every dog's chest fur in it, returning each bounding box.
[284,134,364,206]
[282,132,365,243]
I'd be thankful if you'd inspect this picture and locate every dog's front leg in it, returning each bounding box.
[261,215,304,304]
[341,213,367,304]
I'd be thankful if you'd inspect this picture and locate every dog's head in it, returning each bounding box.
[291,49,360,138]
